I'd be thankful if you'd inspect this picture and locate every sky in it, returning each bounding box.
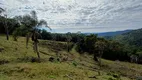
[0,0,142,33]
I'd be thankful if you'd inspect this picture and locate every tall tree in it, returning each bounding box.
[85,34,97,53]
[0,8,9,40]
[4,14,9,40]
[95,40,106,75]
[66,32,72,52]
[0,7,4,40]
[16,11,51,61]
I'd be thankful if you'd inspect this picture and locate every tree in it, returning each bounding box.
[66,32,72,52]
[0,7,5,40]
[85,34,97,53]
[4,15,9,40]
[40,29,52,40]
[0,8,9,40]
[76,34,97,54]
[95,40,106,75]
[16,11,51,61]
[0,7,5,15]
[12,25,22,41]
[0,8,10,40]
[103,40,129,61]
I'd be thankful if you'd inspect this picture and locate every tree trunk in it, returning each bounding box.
[34,41,40,61]
[98,51,103,75]
[99,51,103,69]
[6,28,9,40]
[4,15,9,40]
[67,41,70,52]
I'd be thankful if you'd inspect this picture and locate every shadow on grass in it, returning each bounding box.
[17,56,46,63]
[39,51,54,56]
[0,59,9,65]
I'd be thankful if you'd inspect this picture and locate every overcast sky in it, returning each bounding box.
[0,0,142,33]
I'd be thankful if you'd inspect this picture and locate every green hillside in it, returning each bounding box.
[0,35,142,80]
[113,28,142,49]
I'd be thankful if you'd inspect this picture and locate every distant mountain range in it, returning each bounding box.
[84,30,132,37]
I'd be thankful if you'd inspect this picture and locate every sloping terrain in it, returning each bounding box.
[0,35,142,80]
[113,28,142,48]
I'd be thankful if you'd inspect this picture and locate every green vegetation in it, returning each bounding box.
[76,34,130,62]
[0,35,141,80]
[113,28,142,48]
[113,28,142,63]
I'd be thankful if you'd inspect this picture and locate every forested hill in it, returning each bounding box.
[113,28,142,48]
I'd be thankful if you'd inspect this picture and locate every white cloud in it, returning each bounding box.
[0,0,142,33]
